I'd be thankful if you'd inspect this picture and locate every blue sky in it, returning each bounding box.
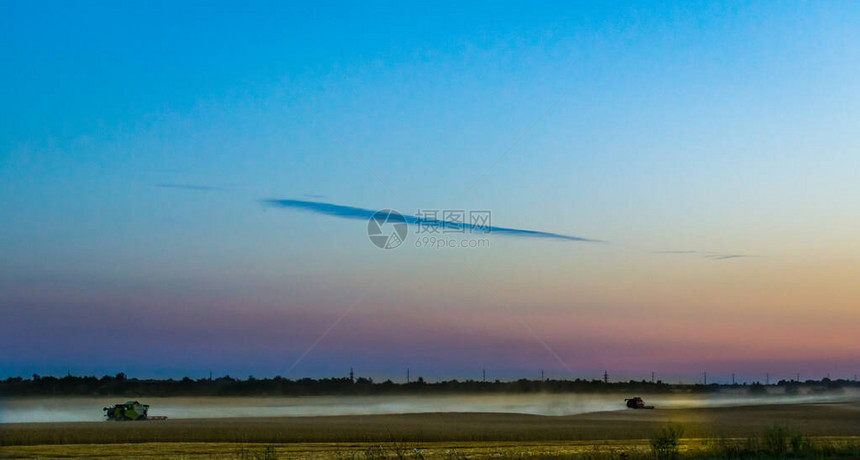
[1,1,859,381]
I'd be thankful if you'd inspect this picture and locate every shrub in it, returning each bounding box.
[789,433,810,454]
[650,424,685,460]
[761,425,788,457]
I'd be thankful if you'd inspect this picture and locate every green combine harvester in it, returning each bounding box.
[103,401,167,421]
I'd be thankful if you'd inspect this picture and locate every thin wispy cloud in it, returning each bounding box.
[656,250,757,261]
[156,183,226,192]
[261,199,603,243]
[704,254,755,260]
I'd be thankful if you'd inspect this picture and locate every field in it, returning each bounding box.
[2,402,860,458]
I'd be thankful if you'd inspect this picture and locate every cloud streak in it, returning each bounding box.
[704,254,755,260]
[656,250,757,261]
[261,199,603,243]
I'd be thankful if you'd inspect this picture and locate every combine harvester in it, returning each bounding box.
[103,401,167,421]
[624,397,655,409]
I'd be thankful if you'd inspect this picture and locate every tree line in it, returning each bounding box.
[1,373,854,397]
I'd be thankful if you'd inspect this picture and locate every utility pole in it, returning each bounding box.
[482,368,486,383]
[703,372,707,385]
[349,367,354,383]
[732,373,735,385]
[651,371,655,383]
[766,373,769,385]
[541,369,544,382]
[407,368,410,384]
[603,370,608,383]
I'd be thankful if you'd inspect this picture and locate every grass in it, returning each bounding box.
[2,436,860,459]
[0,440,654,459]
[691,430,860,459]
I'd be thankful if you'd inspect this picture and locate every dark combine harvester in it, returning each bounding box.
[624,397,655,409]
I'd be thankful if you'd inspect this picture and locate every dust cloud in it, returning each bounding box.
[2,389,858,424]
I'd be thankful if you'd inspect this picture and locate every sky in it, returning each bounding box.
[1,1,859,383]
